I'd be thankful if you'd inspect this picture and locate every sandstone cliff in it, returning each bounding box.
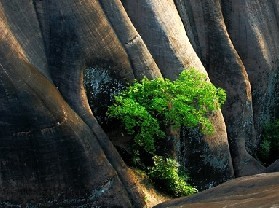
[0,0,278,207]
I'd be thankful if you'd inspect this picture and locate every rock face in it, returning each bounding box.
[155,172,279,208]
[0,1,145,207]
[122,0,233,190]
[267,160,279,173]
[174,0,275,177]
[0,0,278,206]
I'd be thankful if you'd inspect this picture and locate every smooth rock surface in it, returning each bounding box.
[267,160,279,173]
[0,0,278,206]
[174,0,270,177]
[155,172,279,208]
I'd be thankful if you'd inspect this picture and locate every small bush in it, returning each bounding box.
[149,156,197,197]
[107,68,226,197]
[107,68,226,156]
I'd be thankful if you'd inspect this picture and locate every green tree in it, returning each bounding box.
[107,67,226,196]
[108,68,226,154]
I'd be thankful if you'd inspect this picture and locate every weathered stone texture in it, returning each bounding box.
[122,0,206,79]
[98,0,162,80]
[0,1,49,78]
[0,0,278,206]
[222,0,279,143]
[174,0,279,177]
[155,172,279,208]
[122,0,233,189]
[0,1,145,207]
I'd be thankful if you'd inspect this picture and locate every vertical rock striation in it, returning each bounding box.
[0,0,278,205]
[174,0,273,176]
[0,1,145,206]
[98,0,162,80]
[123,0,234,188]
[122,0,206,78]
[222,0,279,142]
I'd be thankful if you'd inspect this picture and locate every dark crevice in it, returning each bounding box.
[31,0,49,69]
[173,0,202,58]
[83,66,144,207]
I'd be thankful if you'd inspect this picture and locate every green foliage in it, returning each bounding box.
[107,68,226,154]
[107,68,226,197]
[258,120,279,165]
[108,97,164,153]
[149,156,197,197]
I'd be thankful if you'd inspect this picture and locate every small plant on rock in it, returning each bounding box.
[107,67,226,196]
[149,156,197,197]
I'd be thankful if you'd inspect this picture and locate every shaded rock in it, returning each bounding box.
[231,138,266,176]
[123,0,234,188]
[1,0,278,205]
[0,56,138,207]
[181,112,233,190]
[0,1,145,207]
[155,172,279,208]
[174,0,267,177]
[122,0,206,79]
[98,0,162,80]
[267,160,279,173]
[222,0,279,139]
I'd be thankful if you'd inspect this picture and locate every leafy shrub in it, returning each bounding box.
[107,68,226,155]
[107,68,226,196]
[258,120,279,165]
[149,156,197,197]
[108,97,164,153]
